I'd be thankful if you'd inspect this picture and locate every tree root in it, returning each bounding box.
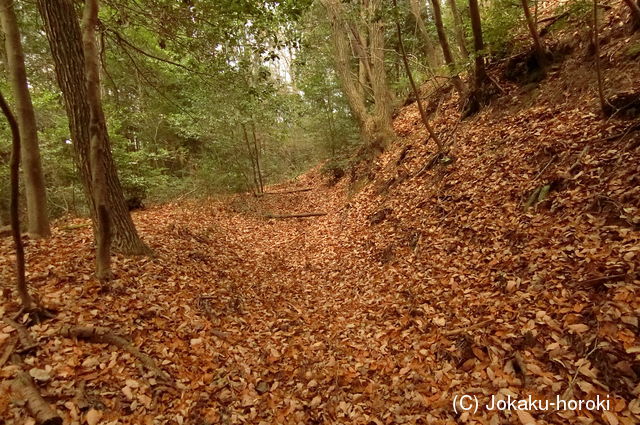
[60,325,170,382]
[265,212,327,219]
[0,338,17,367]
[3,317,37,353]
[11,355,62,425]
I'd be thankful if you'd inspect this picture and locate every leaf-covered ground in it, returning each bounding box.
[2,3,640,425]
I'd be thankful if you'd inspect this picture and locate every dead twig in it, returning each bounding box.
[257,188,313,196]
[573,273,631,289]
[60,325,171,382]
[443,319,492,336]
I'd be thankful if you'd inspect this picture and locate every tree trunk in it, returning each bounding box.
[448,0,470,60]
[0,0,51,238]
[520,0,547,71]
[0,90,36,312]
[82,0,112,281]
[593,0,607,114]
[37,0,149,255]
[242,124,261,194]
[409,0,441,67]
[322,0,393,153]
[251,123,264,193]
[429,0,465,95]
[367,0,395,152]
[468,0,487,90]
[622,0,640,28]
[394,0,443,152]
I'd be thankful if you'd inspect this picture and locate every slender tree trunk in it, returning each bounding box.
[37,0,149,255]
[82,0,112,281]
[394,0,443,152]
[242,124,260,194]
[409,0,441,66]
[468,0,487,90]
[622,0,640,27]
[448,0,470,60]
[520,0,547,71]
[0,91,36,312]
[251,123,264,193]
[429,0,465,95]
[0,0,51,238]
[593,0,607,113]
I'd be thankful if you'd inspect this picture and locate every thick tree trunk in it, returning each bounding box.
[520,0,547,71]
[367,0,395,152]
[82,0,112,281]
[37,0,149,255]
[0,0,51,238]
[409,0,441,67]
[0,91,36,312]
[429,0,465,95]
[448,0,470,60]
[323,0,394,153]
[468,0,487,90]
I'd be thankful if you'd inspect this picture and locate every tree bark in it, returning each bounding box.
[0,0,51,238]
[520,0,547,71]
[448,0,470,60]
[0,90,36,312]
[82,0,112,281]
[429,0,465,95]
[468,0,487,90]
[37,0,149,255]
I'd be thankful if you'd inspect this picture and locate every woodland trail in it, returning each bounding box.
[3,172,449,424]
[2,156,639,424]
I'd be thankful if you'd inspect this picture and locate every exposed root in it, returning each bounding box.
[60,325,171,382]
[11,355,62,425]
[3,317,37,353]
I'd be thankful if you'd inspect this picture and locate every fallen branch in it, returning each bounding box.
[265,212,327,219]
[60,326,170,381]
[257,187,313,196]
[573,273,631,289]
[443,319,492,336]
[3,317,37,353]
[11,355,62,425]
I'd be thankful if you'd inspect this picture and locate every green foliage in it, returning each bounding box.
[482,0,526,57]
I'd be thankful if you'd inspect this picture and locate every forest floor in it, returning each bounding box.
[2,3,640,425]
